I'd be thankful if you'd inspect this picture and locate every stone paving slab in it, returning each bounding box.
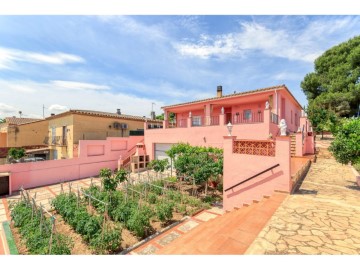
[157,231,181,246]
[194,211,218,222]
[245,145,360,255]
[135,244,159,255]
[177,220,200,233]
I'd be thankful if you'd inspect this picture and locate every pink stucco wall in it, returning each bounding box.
[0,136,143,194]
[223,136,291,211]
[275,91,301,133]
[295,117,315,156]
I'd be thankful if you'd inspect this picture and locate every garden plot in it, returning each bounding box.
[9,169,218,254]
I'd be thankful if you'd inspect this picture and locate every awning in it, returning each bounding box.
[25,147,50,154]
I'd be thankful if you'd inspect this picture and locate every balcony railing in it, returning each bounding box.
[232,112,263,124]
[165,119,187,128]
[44,136,67,146]
[209,115,220,126]
[271,113,279,124]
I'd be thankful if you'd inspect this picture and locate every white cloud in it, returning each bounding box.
[97,16,166,40]
[0,103,17,114]
[51,80,110,91]
[0,79,165,118]
[174,17,360,63]
[48,104,69,113]
[0,47,85,70]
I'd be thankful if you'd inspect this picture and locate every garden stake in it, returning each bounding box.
[48,216,55,254]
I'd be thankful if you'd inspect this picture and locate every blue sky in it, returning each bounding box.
[0,15,359,119]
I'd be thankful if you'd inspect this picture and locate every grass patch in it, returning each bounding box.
[2,221,19,255]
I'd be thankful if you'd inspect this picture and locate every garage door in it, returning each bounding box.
[154,143,174,161]
[0,176,9,196]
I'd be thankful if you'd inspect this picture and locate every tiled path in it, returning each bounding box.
[130,207,225,255]
[154,193,287,254]
[246,137,360,255]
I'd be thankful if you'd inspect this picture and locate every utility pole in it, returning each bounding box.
[43,104,45,119]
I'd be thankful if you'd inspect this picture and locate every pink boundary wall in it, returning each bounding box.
[0,136,143,195]
[223,136,291,211]
[295,117,315,157]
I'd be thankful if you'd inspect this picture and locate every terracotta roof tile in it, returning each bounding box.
[5,117,42,125]
[162,84,294,109]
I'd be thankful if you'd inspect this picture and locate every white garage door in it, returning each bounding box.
[154,143,174,161]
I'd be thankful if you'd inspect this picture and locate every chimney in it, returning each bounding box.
[50,113,55,117]
[150,111,156,120]
[117,109,121,115]
[217,85,222,98]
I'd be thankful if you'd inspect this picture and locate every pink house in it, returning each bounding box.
[145,85,306,159]
[144,84,315,210]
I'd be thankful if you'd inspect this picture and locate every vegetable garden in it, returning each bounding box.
[9,143,224,254]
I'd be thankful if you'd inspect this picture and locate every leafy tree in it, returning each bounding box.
[307,103,338,138]
[8,147,26,160]
[147,159,169,173]
[0,118,5,123]
[156,112,175,121]
[100,168,127,192]
[329,117,360,165]
[301,35,360,117]
[166,143,223,195]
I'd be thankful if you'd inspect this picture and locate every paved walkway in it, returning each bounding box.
[246,137,360,255]
[154,193,287,254]
[130,207,225,255]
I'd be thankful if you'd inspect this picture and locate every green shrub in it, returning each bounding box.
[329,118,360,164]
[147,193,157,204]
[155,201,174,223]
[126,206,153,238]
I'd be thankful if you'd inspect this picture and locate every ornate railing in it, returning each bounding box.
[210,115,220,126]
[45,136,67,146]
[232,112,263,124]
[165,119,187,128]
[233,140,276,156]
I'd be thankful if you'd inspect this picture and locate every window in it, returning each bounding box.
[295,113,298,126]
[243,110,252,120]
[192,116,202,126]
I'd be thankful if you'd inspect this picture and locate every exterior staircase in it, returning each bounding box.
[118,139,144,171]
[156,192,287,255]
[290,134,296,157]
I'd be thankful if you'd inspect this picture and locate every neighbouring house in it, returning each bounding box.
[145,85,305,160]
[0,117,49,163]
[45,109,162,160]
[0,117,48,148]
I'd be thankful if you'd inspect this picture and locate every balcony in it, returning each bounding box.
[44,136,67,146]
[231,112,263,125]
[165,119,187,128]
[192,116,220,127]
